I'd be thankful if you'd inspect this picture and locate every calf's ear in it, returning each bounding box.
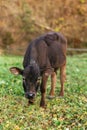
[9,67,23,75]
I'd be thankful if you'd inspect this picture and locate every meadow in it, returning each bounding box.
[0,54,87,130]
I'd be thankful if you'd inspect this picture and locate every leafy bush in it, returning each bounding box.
[19,1,35,40]
[2,32,14,47]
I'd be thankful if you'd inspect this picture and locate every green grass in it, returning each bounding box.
[0,54,87,130]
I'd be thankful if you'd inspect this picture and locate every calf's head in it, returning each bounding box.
[10,64,40,103]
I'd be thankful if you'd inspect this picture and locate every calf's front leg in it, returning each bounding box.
[49,72,56,99]
[40,73,48,108]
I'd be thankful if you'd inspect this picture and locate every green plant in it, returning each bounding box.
[0,54,87,129]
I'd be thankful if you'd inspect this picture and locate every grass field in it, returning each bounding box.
[0,54,87,130]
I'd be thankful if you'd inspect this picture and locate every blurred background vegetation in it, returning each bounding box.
[0,0,87,55]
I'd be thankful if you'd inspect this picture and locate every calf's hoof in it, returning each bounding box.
[47,95,55,99]
[40,101,46,108]
[59,92,64,97]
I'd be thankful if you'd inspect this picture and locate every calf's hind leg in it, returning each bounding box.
[49,72,56,99]
[59,64,66,96]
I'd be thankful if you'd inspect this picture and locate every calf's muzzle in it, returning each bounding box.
[25,92,35,99]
